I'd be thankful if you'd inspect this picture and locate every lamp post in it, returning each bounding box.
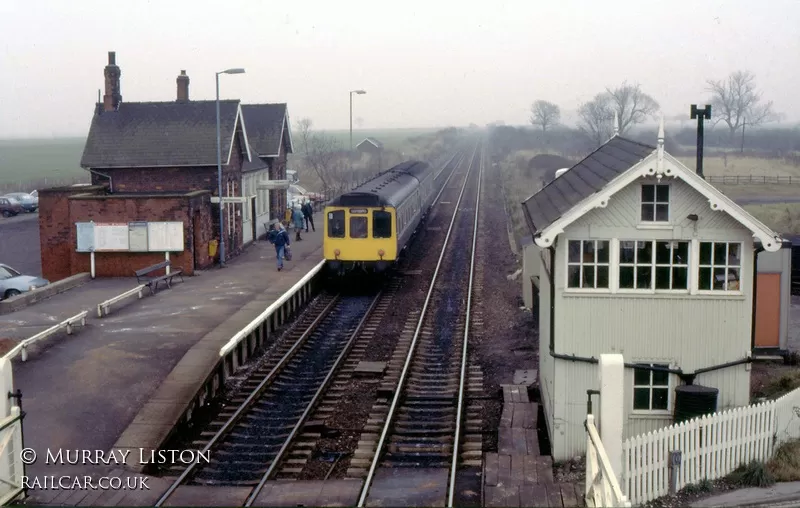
[349,89,367,152]
[215,67,245,267]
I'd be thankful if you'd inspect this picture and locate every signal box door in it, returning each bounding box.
[755,273,781,348]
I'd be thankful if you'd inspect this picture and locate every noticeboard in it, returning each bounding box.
[76,222,95,252]
[128,222,149,252]
[75,220,184,253]
[94,223,130,251]
[147,221,184,252]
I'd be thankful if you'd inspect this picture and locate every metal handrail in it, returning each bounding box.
[219,260,326,357]
[447,141,483,507]
[3,311,88,362]
[155,295,341,507]
[356,142,480,507]
[244,291,383,506]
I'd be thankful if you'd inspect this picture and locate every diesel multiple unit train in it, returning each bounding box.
[323,160,444,274]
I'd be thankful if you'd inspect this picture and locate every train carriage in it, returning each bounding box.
[324,161,438,274]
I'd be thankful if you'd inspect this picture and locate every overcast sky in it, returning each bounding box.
[1,0,798,139]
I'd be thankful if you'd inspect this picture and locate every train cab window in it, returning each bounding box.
[373,211,392,238]
[328,210,345,238]
[350,216,368,238]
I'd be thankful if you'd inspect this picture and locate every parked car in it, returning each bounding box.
[287,183,324,210]
[2,192,37,213]
[0,264,49,300]
[0,197,22,217]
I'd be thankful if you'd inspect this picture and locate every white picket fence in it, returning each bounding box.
[622,387,800,505]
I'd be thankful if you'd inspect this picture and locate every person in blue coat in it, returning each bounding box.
[292,205,305,241]
[267,221,290,271]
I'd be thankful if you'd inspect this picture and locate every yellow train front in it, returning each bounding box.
[324,161,437,275]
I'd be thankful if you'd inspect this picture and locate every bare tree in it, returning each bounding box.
[606,82,660,134]
[577,93,615,147]
[529,100,561,133]
[706,70,776,140]
[295,117,348,194]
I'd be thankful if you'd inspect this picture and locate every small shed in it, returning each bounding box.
[521,235,540,309]
[754,239,793,353]
[356,137,384,156]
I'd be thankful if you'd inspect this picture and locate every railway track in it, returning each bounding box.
[353,141,486,506]
[154,290,387,506]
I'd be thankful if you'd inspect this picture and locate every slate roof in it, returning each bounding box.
[357,137,383,150]
[241,104,290,156]
[80,100,243,168]
[522,136,655,234]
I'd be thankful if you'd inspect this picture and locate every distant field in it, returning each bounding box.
[0,128,442,192]
[0,138,86,191]
[322,128,441,153]
[675,155,800,178]
[743,203,800,235]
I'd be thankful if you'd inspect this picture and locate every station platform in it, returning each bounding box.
[11,229,323,504]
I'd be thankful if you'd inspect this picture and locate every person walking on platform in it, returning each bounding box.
[292,204,305,241]
[302,199,315,232]
[267,221,290,271]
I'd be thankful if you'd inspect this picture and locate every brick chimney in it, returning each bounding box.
[177,70,189,102]
[102,51,122,112]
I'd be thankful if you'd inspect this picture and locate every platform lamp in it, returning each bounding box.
[350,89,367,152]
[215,67,245,267]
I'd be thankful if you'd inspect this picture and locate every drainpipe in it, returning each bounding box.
[86,169,114,192]
[751,245,765,351]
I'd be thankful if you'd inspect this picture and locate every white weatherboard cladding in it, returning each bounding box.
[537,252,555,446]
[570,178,750,234]
[540,173,757,461]
[549,362,750,460]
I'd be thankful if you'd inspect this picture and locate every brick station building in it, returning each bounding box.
[39,52,294,282]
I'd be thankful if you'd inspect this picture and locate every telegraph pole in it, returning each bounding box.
[690,104,712,179]
[741,119,746,153]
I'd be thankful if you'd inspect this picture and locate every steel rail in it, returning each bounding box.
[244,291,384,506]
[356,141,480,507]
[154,294,342,506]
[447,140,483,507]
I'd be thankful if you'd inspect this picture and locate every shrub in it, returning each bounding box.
[728,460,775,487]
[768,439,800,482]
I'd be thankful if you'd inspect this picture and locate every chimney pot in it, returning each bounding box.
[177,70,190,102]
[103,51,122,112]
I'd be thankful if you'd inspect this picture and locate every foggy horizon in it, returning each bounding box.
[2,0,799,139]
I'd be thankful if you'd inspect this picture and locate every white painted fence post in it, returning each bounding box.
[90,251,96,279]
[0,358,12,418]
[165,252,170,275]
[599,353,625,486]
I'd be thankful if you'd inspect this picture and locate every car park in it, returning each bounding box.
[2,192,37,213]
[0,263,49,300]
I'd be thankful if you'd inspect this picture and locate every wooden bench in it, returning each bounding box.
[134,261,184,295]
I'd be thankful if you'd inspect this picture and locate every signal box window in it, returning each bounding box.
[350,216,368,238]
[373,211,392,238]
[328,210,345,238]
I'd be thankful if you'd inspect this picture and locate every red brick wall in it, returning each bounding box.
[67,193,208,277]
[87,135,247,262]
[39,185,107,282]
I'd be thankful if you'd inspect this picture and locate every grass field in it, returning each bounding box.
[743,203,800,235]
[0,128,442,193]
[676,155,800,178]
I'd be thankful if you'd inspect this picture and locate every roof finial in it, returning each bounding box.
[613,111,619,137]
[656,115,665,177]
